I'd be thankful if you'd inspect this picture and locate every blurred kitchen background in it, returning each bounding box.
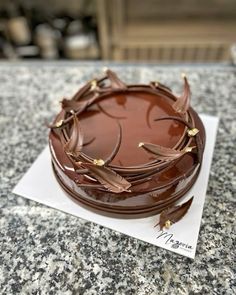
[0,0,235,63]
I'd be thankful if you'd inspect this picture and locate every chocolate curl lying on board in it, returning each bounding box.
[79,162,131,193]
[155,196,194,230]
[172,74,190,114]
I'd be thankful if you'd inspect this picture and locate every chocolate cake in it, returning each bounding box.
[48,69,205,226]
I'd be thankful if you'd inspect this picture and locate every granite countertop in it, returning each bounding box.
[0,62,235,295]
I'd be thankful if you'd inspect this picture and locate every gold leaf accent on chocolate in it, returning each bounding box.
[139,142,191,161]
[164,220,172,229]
[64,114,83,157]
[155,196,194,230]
[91,80,97,90]
[184,146,194,153]
[55,119,63,127]
[81,163,131,193]
[93,159,105,166]
[187,128,199,137]
[172,75,190,114]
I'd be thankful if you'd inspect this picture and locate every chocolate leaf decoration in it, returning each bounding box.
[106,69,127,89]
[61,98,85,112]
[172,75,190,114]
[155,196,194,230]
[64,114,83,157]
[150,81,172,92]
[47,109,67,129]
[156,81,172,92]
[139,142,190,161]
[81,163,131,193]
[71,80,92,101]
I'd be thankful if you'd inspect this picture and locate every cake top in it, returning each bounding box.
[49,69,203,194]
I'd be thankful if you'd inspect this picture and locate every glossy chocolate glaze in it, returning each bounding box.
[79,91,185,166]
[49,71,205,217]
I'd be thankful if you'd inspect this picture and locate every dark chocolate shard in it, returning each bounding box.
[156,81,172,92]
[150,81,172,93]
[64,114,83,157]
[172,75,190,114]
[81,162,131,193]
[61,98,85,112]
[47,109,67,129]
[105,69,127,89]
[139,142,192,161]
[155,196,194,230]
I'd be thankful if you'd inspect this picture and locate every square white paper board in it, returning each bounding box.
[13,114,218,259]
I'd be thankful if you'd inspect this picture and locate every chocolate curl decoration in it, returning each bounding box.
[172,74,190,114]
[154,116,202,162]
[80,162,131,193]
[150,81,172,93]
[138,142,193,161]
[105,122,122,165]
[105,69,127,89]
[64,114,83,157]
[61,98,85,113]
[46,109,67,129]
[155,196,194,230]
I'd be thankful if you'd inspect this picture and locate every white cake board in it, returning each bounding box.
[13,114,218,259]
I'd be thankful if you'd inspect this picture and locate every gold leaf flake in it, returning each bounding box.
[91,80,97,90]
[165,220,172,229]
[93,159,105,166]
[184,146,193,153]
[187,128,199,137]
[55,119,63,127]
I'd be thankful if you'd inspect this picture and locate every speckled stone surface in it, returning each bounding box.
[0,62,235,295]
